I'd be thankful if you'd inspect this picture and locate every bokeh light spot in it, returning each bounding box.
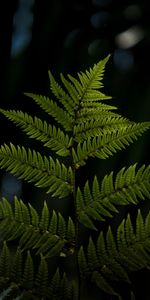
[1,173,22,202]
[115,26,144,49]
[113,49,134,72]
[11,0,34,57]
[90,11,111,29]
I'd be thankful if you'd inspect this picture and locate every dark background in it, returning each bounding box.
[0,0,150,299]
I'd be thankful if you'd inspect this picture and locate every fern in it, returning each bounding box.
[0,197,75,258]
[0,143,73,197]
[0,55,150,299]
[0,242,75,299]
[78,210,150,296]
[72,123,150,167]
[77,164,150,230]
[0,109,73,156]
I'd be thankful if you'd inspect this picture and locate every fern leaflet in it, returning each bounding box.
[73,115,132,142]
[0,243,74,299]
[24,93,73,131]
[0,143,73,197]
[78,210,150,297]
[0,109,73,157]
[0,197,75,258]
[77,164,150,230]
[72,122,150,167]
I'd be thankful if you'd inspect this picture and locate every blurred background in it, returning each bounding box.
[0,0,150,298]
[1,0,149,200]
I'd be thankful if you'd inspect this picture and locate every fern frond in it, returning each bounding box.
[91,270,119,297]
[74,116,131,142]
[49,71,76,115]
[24,93,73,131]
[48,269,77,300]
[0,197,75,258]
[0,143,73,197]
[0,241,10,278]
[35,254,49,297]
[60,73,80,105]
[77,109,123,124]
[11,247,22,283]
[72,122,150,167]
[77,164,150,230]
[22,251,34,289]
[0,109,73,157]
[79,101,117,109]
[77,55,111,103]
[78,211,150,297]
[0,243,74,299]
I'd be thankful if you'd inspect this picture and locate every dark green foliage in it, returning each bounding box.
[0,197,75,257]
[78,210,150,295]
[0,55,150,299]
[0,242,75,299]
[77,164,150,230]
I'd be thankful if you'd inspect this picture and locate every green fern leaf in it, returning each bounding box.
[24,93,73,131]
[48,70,76,115]
[74,115,131,142]
[91,270,118,296]
[58,212,66,238]
[11,247,23,283]
[14,196,30,224]
[87,237,99,269]
[78,211,150,297]
[125,214,136,245]
[19,226,35,249]
[35,255,49,297]
[78,246,89,279]
[0,109,73,157]
[0,198,75,260]
[60,73,80,105]
[35,234,59,255]
[66,217,75,240]
[39,201,50,231]
[48,268,61,298]
[77,55,111,102]
[0,143,73,198]
[78,107,122,123]
[47,269,78,300]
[79,101,117,109]
[28,203,39,227]
[0,242,76,299]
[77,164,150,230]
[72,122,150,167]
[0,197,13,219]
[49,210,58,234]
[22,251,34,289]
[0,242,10,278]
[21,230,41,251]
